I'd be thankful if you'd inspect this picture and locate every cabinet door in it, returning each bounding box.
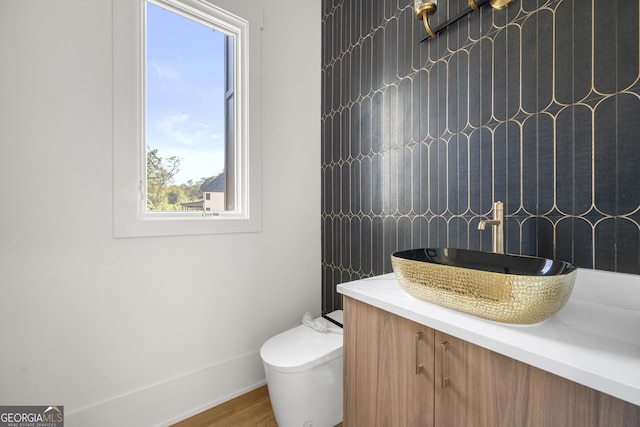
[344,297,435,427]
[434,331,531,426]
[434,331,640,427]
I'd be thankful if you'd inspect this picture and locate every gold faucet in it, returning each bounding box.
[478,201,504,254]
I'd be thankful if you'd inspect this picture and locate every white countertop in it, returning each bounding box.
[337,268,640,406]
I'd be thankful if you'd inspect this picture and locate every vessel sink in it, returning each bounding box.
[391,248,577,324]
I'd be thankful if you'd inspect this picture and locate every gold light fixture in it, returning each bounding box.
[415,0,515,39]
[414,0,437,38]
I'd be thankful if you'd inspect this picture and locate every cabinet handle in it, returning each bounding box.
[415,332,423,374]
[441,341,449,388]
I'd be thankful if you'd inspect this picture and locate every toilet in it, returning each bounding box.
[260,310,343,427]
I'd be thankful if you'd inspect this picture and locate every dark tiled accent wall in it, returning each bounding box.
[321,0,640,313]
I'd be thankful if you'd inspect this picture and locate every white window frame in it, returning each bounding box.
[113,0,261,237]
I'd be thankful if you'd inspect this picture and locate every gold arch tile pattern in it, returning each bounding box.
[320,0,640,313]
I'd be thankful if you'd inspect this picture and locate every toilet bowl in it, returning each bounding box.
[260,311,343,427]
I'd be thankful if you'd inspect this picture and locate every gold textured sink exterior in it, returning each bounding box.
[391,252,577,324]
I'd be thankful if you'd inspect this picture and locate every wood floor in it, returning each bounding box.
[170,385,343,427]
[170,386,277,427]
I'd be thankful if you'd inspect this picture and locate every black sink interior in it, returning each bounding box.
[392,248,576,276]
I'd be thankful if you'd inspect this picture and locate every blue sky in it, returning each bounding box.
[146,2,226,185]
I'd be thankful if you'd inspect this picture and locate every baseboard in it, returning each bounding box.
[65,351,266,427]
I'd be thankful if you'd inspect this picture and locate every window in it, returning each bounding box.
[113,0,262,237]
[145,1,229,212]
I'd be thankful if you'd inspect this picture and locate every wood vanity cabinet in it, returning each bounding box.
[343,296,640,427]
[343,295,435,426]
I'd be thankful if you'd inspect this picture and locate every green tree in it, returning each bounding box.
[182,179,205,201]
[147,146,181,210]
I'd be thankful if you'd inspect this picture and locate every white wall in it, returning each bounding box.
[0,0,321,425]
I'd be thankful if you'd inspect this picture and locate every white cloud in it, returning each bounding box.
[159,112,193,145]
[157,113,223,147]
[149,59,182,81]
[194,128,222,140]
